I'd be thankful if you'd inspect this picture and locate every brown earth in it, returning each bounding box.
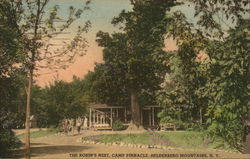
[10,129,250,159]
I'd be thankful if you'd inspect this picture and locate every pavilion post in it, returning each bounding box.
[110,108,113,127]
[97,112,99,124]
[116,108,118,118]
[152,107,155,126]
[124,108,127,123]
[149,108,151,126]
[140,108,143,125]
[104,113,106,124]
[89,108,92,127]
[93,110,96,123]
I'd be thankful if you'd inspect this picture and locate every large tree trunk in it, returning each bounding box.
[25,70,33,159]
[126,91,145,131]
[25,1,40,158]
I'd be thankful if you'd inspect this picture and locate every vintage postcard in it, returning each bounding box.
[0,0,249,159]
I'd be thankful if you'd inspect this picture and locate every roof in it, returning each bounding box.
[89,104,160,109]
[89,104,126,109]
[143,105,161,108]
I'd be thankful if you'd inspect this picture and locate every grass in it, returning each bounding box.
[85,133,152,145]
[159,131,210,149]
[83,131,213,150]
[17,128,59,140]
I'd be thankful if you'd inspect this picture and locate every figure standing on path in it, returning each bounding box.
[83,116,88,129]
[76,118,81,135]
[70,118,74,135]
[64,119,69,135]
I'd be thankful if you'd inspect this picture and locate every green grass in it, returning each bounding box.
[84,131,213,150]
[159,131,210,149]
[86,133,152,145]
[17,128,59,140]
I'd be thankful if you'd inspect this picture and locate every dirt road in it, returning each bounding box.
[11,130,250,159]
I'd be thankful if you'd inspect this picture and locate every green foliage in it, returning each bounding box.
[0,3,24,155]
[0,129,22,157]
[112,120,125,131]
[0,1,25,78]
[0,109,22,157]
[200,19,250,150]
[93,0,180,125]
[157,1,249,151]
[0,0,27,115]
[30,77,89,127]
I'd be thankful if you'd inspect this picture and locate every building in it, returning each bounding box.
[88,104,161,130]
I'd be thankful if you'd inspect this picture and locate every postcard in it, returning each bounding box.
[0,0,249,159]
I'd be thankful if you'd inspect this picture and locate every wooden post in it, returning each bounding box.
[110,108,113,127]
[141,108,143,125]
[116,108,118,119]
[149,108,151,126]
[89,108,92,127]
[152,107,155,126]
[96,111,100,124]
[124,108,127,123]
[93,110,96,123]
[104,113,106,124]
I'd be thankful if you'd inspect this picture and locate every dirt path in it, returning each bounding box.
[13,130,250,159]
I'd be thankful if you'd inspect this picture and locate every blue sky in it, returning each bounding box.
[36,0,233,86]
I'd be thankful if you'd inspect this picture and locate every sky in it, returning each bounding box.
[35,0,194,87]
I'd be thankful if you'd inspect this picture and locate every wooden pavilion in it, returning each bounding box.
[88,104,161,130]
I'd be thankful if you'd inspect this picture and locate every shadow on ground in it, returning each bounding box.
[31,145,90,157]
[243,134,250,154]
[8,144,90,158]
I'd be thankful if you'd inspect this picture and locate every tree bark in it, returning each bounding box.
[126,91,145,131]
[25,1,40,158]
[131,91,140,126]
[25,70,33,159]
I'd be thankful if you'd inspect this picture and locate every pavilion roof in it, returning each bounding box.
[89,104,126,109]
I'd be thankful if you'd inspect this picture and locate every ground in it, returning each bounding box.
[12,129,250,159]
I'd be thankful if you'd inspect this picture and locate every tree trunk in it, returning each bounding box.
[126,91,145,131]
[199,106,203,125]
[25,1,40,158]
[18,91,22,113]
[131,91,140,126]
[25,70,33,159]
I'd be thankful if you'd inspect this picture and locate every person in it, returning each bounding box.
[83,116,88,129]
[69,118,74,135]
[76,118,81,135]
[64,119,69,135]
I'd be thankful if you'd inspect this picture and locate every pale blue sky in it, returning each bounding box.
[37,0,232,86]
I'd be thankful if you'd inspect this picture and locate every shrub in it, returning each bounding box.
[0,108,22,157]
[0,129,22,157]
[112,120,125,131]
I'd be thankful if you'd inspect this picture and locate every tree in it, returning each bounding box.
[157,0,249,150]
[85,64,131,106]
[3,0,91,158]
[0,0,26,112]
[0,1,25,157]
[28,75,92,128]
[96,0,179,129]
[200,19,250,150]
[157,11,209,127]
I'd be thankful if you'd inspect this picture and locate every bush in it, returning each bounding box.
[0,129,22,157]
[0,108,22,157]
[112,120,125,131]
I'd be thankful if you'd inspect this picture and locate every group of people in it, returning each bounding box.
[63,117,88,135]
